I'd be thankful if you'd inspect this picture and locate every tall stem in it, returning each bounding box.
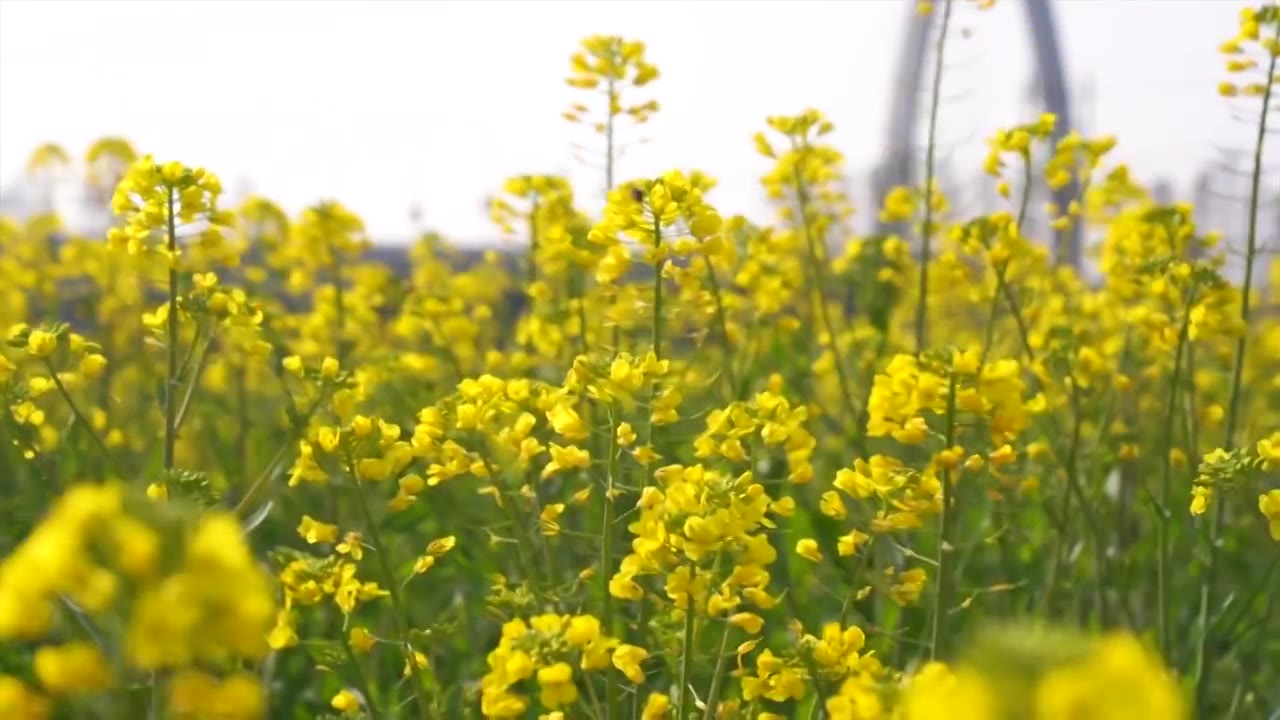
[163,187,179,471]
[528,194,539,287]
[645,216,665,486]
[913,0,955,354]
[928,370,959,659]
[339,637,380,717]
[350,468,433,720]
[331,237,348,363]
[701,253,738,396]
[1158,290,1197,658]
[700,617,735,720]
[980,156,1035,364]
[678,588,697,720]
[45,359,111,456]
[651,217,664,359]
[600,409,619,718]
[1194,38,1277,710]
[792,166,858,421]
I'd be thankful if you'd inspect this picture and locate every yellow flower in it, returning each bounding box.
[546,403,589,440]
[345,628,374,657]
[729,612,764,634]
[1190,486,1213,516]
[891,568,928,606]
[837,530,870,557]
[79,353,108,378]
[25,330,57,357]
[355,457,389,482]
[33,642,110,694]
[612,644,649,683]
[403,650,430,677]
[268,610,298,650]
[427,536,457,555]
[988,444,1016,467]
[1259,489,1280,541]
[0,675,50,719]
[536,662,578,708]
[331,688,361,715]
[641,692,672,720]
[1258,433,1280,465]
[296,515,339,544]
[542,444,590,479]
[282,355,304,376]
[819,490,848,519]
[321,356,341,379]
[324,536,360,565]
[899,662,996,720]
[169,670,263,720]
[616,421,637,447]
[1033,634,1186,720]
[564,615,602,648]
[399,473,426,495]
[796,538,823,562]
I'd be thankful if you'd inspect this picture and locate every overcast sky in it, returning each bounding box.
[0,0,1247,245]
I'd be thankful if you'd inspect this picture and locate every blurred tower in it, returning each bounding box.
[876,0,1078,266]
[1191,169,1215,262]
[1074,73,1098,138]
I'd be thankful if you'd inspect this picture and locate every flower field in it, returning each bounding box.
[3,3,1280,719]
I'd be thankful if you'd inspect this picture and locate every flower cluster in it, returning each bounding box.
[0,483,273,719]
[1217,4,1280,97]
[564,35,660,128]
[480,613,648,716]
[6,8,1280,718]
[898,629,1185,720]
[108,156,236,266]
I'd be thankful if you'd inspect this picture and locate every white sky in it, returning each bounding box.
[0,0,1247,246]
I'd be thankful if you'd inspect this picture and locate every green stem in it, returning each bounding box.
[999,278,1037,363]
[1040,411,1076,617]
[349,470,433,720]
[576,267,592,358]
[528,194,539,287]
[172,327,216,435]
[701,252,738,396]
[601,409,619,718]
[980,156,1034,364]
[678,589,697,720]
[1194,34,1277,712]
[928,370,959,659]
[651,217,664,359]
[700,617,735,720]
[792,164,858,422]
[44,359,111,456]
[234,362,250,480]
[644,215,665,464]
[332,241,349,363]
[1158,290,1197,658]
[163,186,179,471]
[339,637,380,717]
[528,471,563,606]
[1070,380,1106,624]
[423,313,465,380]
[233,386,331,514]
[913,0,955,353]
[979,264,1008,365]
